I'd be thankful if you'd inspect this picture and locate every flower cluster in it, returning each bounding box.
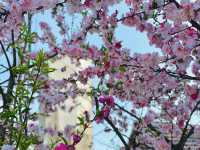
[95,96,115,123]
[54,133,81,150]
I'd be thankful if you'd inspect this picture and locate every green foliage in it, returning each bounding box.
[0,24,56,149]
[17,134,39,150]
[20,24,37,44]
[81,10,88,16]
[12,65,29,74]
[100,46,108,52]
[107,33,113,44]
[0,109,17,119]
[78,116,85,126]
[118,65,126,72]
[115,81,123,90]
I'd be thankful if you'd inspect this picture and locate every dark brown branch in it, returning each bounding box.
[169,0,200,31]
[0,86,6,107]
[0,79,9,85]
[173,101,200,149]
[11,30,16,67]
[0,40,12,69]
[94,94,129,150]
[105,117,130,150]
[0,40,13,109]
[114,103,141,121]
[153,68,200,81]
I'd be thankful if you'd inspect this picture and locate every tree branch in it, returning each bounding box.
[105,117,130,150]
[11,30,16,67]
[169,0,200,31]
[0,40,12,69]
[173,101,200,149]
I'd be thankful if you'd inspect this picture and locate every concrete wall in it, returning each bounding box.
[41,56,92,149]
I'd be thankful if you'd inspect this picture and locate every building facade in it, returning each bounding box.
[41,56,92,150]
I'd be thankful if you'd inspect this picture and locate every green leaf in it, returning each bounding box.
[101,46,107,52]
[111,68,117,73]
[152,0,157,9]
[0,109,17,119]
[41,64,56,74]
[103,51,109,63]
[81,11,88,16]
[78,116,85,126]
[106,83,113,88]
[35,50,45,66]
[152,10,158,19]
[12,65,29,74]
[87,90,94,97]
[115,81,123,90]
[96,109,101,116]
[20,24,37,44]
[107,34,113,43]
[60,136,68,145]
[119,65,126,72]
[17,47,23,62]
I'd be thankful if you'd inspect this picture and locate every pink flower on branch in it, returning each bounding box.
[54,143,68,150]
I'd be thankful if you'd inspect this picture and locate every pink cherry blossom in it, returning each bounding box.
[54,143,69,150]
[72,134,81,144]
[155,139,170,150]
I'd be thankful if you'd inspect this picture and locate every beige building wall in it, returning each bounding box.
[41,56,92,149]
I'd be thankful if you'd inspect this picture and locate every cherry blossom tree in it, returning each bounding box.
[1,0,200,150]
